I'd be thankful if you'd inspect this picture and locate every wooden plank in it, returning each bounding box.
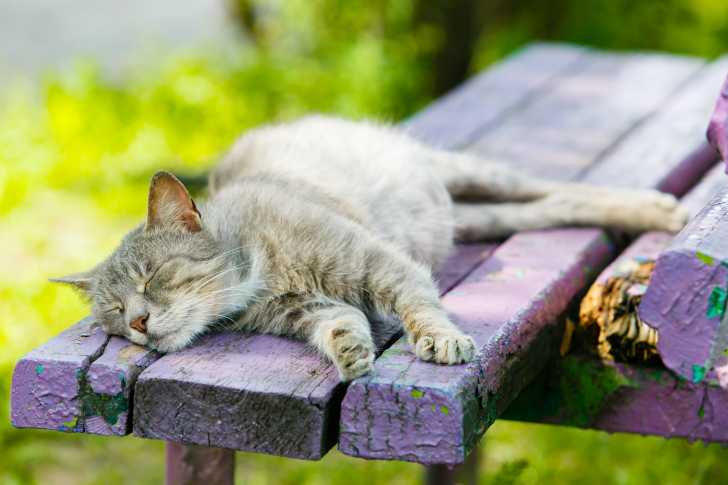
[707,72,728,163]
[506,160,727,441]
[640,184,728,384]
[339,52,709,465]
[581,56,728,194]
[502,355,728,445]
[682,163,727,215]
[11,318,107,432]
[130,43,587,458]
[340,230,615,465]
[436,244,497,295]
[10,317,159,435]
[468,51,702,179]
[132,244,498,459]
[405,43,586,149]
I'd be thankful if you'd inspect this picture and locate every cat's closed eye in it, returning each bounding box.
[105,305,124,315]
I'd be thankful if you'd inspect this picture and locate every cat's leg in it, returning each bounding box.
[309,303,376,382]
[454,192,689,242]
[426,150,568,201]
[426,149,686,212]
[274,295,376,381]
[361,245,476,365]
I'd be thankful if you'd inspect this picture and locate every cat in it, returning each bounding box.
[52,115,689,381]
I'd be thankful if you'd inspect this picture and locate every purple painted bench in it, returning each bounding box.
[10,43,728,485]
[505,161,727,440]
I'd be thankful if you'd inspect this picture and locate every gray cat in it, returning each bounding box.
[52,116,688,381]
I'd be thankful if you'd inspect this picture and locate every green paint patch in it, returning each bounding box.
[698,403,705,419]
[411,389,424,399]
[696,251,716,266]
[431,404,436,412]
[707,286,727,319]
[76,370,128,426]
[62,416,78,429]
[692,364,707,384]
[439,405,450,415]
[35,364,44,376]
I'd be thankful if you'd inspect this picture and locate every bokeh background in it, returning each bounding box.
[2,1,728,483]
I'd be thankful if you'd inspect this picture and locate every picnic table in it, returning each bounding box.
[11,42,728,485]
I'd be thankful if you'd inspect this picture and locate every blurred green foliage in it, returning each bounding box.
[2,0,728,483]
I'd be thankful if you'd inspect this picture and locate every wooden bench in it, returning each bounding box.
[10,43,728,484]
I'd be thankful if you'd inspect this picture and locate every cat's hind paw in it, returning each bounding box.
[334,339,375,382]
[415,330,476,365]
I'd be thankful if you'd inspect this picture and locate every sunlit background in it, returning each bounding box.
[2,1,728,483]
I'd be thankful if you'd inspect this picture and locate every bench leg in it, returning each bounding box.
[165,441,235,485]
[424,442,480,485]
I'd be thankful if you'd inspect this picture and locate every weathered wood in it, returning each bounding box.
[707,72,728,164]
[166,442,234,485]
[340,230,615,465]
[10,317,158,435]
[133,244,496,459]
[580,56,728,193]
[405,43,585,149]
[640,185,728,384]
[130,43,587,458]
[339,51,709,465]
[682,163,727,215]
[470,51,702,179]
[424,442,480,485]
[502,355,728,445]
[514,160,726,441]
[577,160,725,362]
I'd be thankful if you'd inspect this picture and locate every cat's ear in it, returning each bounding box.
[49,272,94,293]
[146,171,202,233]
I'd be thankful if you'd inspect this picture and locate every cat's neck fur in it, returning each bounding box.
[199,193,266,319]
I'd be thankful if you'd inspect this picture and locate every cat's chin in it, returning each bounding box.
[145,332,197,354]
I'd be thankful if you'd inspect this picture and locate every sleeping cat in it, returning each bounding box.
[52,116,688,381]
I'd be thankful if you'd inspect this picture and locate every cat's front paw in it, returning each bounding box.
[414,330,475,365]
[333,338,375,382]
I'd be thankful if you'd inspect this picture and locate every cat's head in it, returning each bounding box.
[52,172,248,352]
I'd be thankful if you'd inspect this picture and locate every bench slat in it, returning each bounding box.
[469,52,702,179]
[488,140,728,444]
[405,43,585,149]
[502,355,728,444]
[640,186,728,383]
[339,52,709,465]
[11,315,159,435]
[581,56,728,193]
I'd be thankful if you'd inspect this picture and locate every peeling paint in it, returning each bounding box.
[707,287,727,319]
[77,369,128,426]
[696,251,716,266]
[411,389,424,399]
[692,364,706,384]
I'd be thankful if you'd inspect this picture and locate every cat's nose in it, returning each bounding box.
[130,313,149,334]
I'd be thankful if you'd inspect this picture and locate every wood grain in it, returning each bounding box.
[468,51,702,179]
[640,184,728,384]
[405,43,585,149]
[11,318,158,435]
